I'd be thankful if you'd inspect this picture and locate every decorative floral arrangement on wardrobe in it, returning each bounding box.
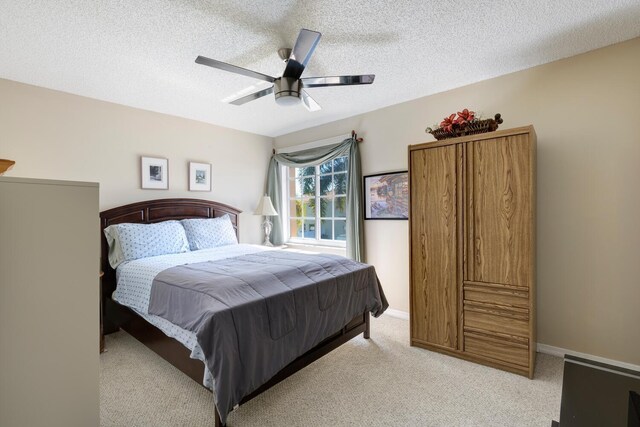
[426,109,503,140]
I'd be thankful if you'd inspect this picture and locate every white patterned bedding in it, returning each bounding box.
[113,243,271,389]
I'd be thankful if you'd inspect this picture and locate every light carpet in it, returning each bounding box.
[100,315,562,426]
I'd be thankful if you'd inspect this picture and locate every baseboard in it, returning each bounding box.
[383,308,409,320]
[380,310,639,372]
[537,343,640,372]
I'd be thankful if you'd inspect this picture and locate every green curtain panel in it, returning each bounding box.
[266,138,364,262]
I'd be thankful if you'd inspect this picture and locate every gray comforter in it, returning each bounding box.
[147,249,387,424]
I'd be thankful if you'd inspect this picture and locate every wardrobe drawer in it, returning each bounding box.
[463,282,529,309]
[464,302,529,338]
[464,332,529,368]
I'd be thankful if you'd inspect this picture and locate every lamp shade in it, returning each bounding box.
[254,195,278,216]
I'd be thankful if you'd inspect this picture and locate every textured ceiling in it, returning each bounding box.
[1,1,640,137]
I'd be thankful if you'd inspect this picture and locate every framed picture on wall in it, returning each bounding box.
[189,161,212,192]
[141,156,168,189]
[363,171,409,220]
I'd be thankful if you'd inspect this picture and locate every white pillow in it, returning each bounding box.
[181,215,238,251]
[103,220,190,268]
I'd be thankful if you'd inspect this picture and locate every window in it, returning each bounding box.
[286,157,348,245]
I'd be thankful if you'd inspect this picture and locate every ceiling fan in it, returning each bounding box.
[195,29,375,111]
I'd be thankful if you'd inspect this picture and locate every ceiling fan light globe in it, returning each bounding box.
[275,95,301,106]
[274,77,302,106]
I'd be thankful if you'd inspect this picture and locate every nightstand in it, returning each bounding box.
[99,271,104,353]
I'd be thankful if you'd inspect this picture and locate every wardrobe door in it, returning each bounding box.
[468,134,532,289]
[410,145,459,349]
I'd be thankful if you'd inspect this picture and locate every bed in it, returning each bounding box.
[100,198,387,426]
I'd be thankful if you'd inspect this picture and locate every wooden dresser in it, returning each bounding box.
[0,177,100,426]
[408,126,536,378]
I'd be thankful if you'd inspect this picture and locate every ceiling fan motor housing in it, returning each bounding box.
[274,77,302,106]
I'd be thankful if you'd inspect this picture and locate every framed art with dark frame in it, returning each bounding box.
[141,156,169,190]
[363,171,409,220]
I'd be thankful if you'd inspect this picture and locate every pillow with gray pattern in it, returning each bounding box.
[181,215,238,251]
[103,220,190,269]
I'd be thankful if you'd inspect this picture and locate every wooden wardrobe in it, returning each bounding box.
[409,126,536,378]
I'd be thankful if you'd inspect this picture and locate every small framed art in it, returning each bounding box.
[363,171,409,220]
[141,156,168,189]
[189,162,212,192]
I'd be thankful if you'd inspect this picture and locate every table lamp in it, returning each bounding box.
[254,195,278,246]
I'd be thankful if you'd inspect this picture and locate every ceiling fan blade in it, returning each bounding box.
[301,90,321,112]
[196,56,275,83]
[301,74,375,88]
[228,86,274,105]
[282,29,322,80]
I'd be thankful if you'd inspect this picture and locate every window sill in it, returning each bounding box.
[287,237,345,249]
[285,242,347,257]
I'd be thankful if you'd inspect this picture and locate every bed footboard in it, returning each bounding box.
[214,311,370,427]
[106,298,369,427]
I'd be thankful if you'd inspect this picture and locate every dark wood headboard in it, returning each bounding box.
[99,198,241,301]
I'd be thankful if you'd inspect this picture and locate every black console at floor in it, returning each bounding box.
[630,391,640,427]
[553,355,640,426]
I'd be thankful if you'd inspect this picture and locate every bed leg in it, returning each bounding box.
[363,312,370,339]
[215,410,225,427]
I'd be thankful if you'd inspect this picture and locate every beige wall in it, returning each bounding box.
[0,79,273,244]
[276,38,640,365]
